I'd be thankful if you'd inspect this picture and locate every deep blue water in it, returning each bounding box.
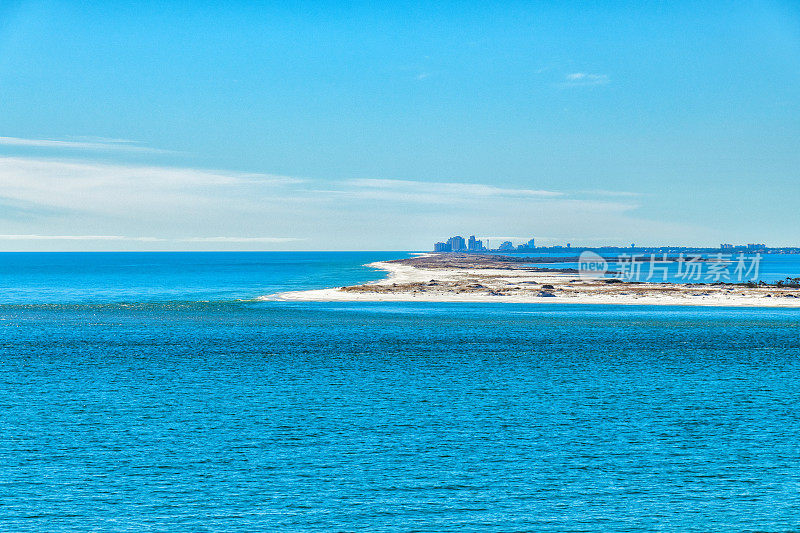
[2,252,800,531]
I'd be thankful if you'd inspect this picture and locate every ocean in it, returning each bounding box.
[2,252,800,531]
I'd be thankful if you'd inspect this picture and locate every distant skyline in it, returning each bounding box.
[1,1,799,251]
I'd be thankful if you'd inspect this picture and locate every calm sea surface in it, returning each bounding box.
[2,252,800,531]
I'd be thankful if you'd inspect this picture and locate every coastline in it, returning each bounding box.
[263,253,800,308]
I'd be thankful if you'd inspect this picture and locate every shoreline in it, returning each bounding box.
[262,253,800,308]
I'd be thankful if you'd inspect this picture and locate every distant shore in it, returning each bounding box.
[264,253,800,308]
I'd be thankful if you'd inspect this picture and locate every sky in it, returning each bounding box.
[0,0,799,251]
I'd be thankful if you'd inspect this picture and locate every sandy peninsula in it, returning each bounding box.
[263,253,800,308]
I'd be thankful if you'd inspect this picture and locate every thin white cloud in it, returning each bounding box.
[561,73,610,87]
[0,136,175,154]
[68,136,142,144]
[0,234,302,242]
[180,237,304,243]
[577,189,642,198]
[342,178,562,203]
[0,156,305,215]
[2,156,634,215]
[0,155,666,250]
[0,234,162,241]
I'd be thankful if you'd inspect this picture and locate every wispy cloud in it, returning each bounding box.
[0,156,304,214]
[0,234,302,242]
[338,178,563,204]
[0,136,175,154]
[180,237,303,243]
[0,154,664,250]
[0,156,312,246]
[0,234,162,241]
[0,197,69,219]
[561,72,610,87]
[577,189,642,198]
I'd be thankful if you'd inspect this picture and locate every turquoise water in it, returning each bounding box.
[0,252,405,304]
[2,253,800,531]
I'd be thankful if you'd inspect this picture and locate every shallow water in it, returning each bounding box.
[1,253,799,531]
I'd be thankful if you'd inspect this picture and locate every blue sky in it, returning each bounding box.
[1,0,798,250]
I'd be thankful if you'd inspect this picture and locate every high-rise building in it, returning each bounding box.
[526,238,535,248]
[447,235,466,251]
[498,241,514,251]
[467,235,485,251]
[434,234,487,252]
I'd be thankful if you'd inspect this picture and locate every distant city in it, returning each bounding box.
[433,236,798,254]
[434,235,536,252]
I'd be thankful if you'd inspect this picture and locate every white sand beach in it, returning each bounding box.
[262,254,800,308]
